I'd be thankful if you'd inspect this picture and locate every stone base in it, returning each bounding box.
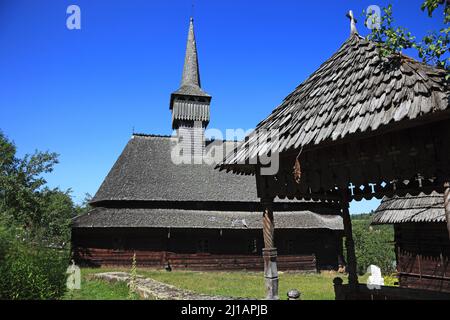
[263,248,279,300]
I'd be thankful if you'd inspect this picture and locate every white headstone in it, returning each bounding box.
[66,260,81,290]
[366,264,384,290]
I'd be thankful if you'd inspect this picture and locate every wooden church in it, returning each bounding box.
[72,18,344,272]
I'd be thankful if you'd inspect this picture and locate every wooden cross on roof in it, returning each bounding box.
[346,10,358,35]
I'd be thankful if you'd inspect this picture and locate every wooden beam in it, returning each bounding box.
[341,190,359,287]
[444,182,450,239]
[279,112,450,158]
[261,197,278,300]
[262,199,275,249]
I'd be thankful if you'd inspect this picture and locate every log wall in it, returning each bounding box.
[395,223,450,293]
[73,248,317,271]
[72,227,342,271]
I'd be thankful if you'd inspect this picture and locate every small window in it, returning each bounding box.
[197,240,209,253]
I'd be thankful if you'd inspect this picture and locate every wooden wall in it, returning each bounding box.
[72,227,343,272]
[395,223,450,293]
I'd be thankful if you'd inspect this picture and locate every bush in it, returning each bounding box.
[0,225,11,264]
[0,227,69,300]
[383,274,399,287]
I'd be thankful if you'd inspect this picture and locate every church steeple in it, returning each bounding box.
[181,18,201,88]
[170,17,212,157]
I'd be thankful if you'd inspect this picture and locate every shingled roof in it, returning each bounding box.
[80,134,343,230]
[372,191,446,224]
[73,207,343,230]
[219,33,449,171]
[91,134,258,203]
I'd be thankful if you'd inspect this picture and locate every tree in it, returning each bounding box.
[36,188,76,247]
[0,131,73,299]
[74,192,93,216]
[0,131,73,247]
[365,0,449,76]
[350,215,396,275]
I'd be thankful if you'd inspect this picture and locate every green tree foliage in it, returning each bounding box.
[36,188,75,247]
[350,214,396,275]
[365,1,449,75]
[0,131,75,247]
[0,130,84,299]
[75,192,93,217]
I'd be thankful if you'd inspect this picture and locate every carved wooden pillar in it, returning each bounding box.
[341,190,359,287]
[444,182,450,239]
[261,197,278,300]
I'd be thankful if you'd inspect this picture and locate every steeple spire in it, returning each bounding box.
[170,17,210,110]
[170,17,212,158]
[181,18,201,88]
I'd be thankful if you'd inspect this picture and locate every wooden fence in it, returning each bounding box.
[333,277,450,300]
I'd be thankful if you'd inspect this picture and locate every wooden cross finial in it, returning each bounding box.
[348,182,356,196]
[346,10,358,35]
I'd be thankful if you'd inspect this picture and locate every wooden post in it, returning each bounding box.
[444,182,450,239]
[341,190,359,287]
[261,197,278,300]
[333,277,345,300]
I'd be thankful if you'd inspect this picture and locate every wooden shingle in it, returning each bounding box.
[220,34,449,171]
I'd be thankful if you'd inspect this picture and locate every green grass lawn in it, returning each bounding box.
[139,269,363,300]
[67,268,378,300]
[64,268,137,300]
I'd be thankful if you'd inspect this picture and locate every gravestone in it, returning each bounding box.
[366,264,384,290]
[66,260,81,290]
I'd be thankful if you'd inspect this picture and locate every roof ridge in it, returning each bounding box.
[131,134,242,143]
[132,133,173,139]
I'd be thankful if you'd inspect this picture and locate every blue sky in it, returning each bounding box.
[0,0,444,213]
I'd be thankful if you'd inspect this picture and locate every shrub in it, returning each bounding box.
[128,253,138,300]
[0,227,69,300]
[383,274,399,287]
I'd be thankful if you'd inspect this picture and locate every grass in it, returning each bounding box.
[139,269,369,300]
[66,268,384,300]
[64,267,137,300]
